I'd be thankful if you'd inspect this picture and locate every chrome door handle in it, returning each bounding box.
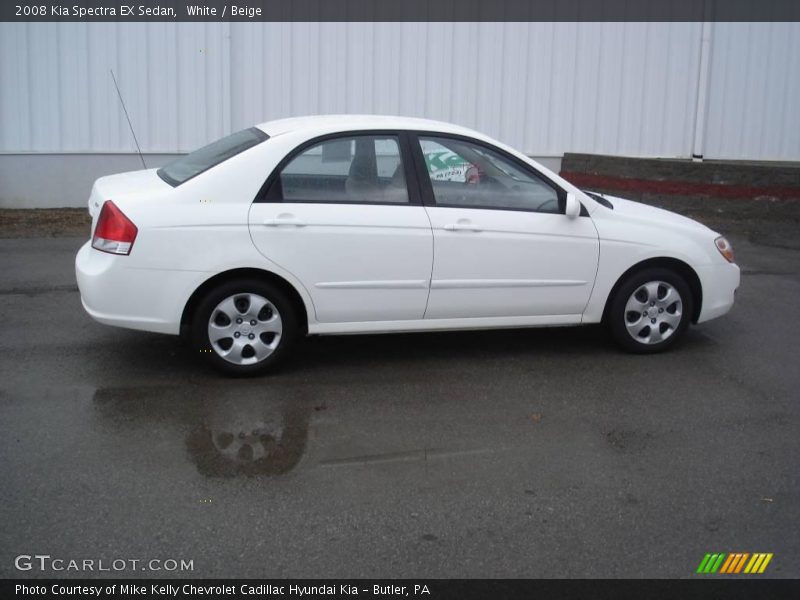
[443,221,481,232]
[263,214,306,227]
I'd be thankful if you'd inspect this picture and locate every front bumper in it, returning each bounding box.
[695,261,740,323]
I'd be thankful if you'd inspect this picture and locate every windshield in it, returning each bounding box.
[157,127,269,186]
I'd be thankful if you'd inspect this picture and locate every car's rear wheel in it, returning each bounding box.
[191,279,298,376]
[608,267,693,353]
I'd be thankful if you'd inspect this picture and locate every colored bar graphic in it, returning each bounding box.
[734,553,750,573]
[705,554,720,573]
[750,554,766,573]
[719,554,736,574]
[697,554,712,573]
[731,553,744,573]
[758,554,773,573]
[744,554,759,573]
[710,553,726,573]
[698,552,772,574]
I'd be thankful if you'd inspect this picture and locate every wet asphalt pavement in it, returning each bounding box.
[0,233,798,579]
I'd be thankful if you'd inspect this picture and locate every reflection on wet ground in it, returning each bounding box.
[93,386,312,477]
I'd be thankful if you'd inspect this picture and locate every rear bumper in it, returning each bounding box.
[696,261,740,323]
[75,241,199,335]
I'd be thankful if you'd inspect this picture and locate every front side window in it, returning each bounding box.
[271,135,409,204]
[158,127,268,186]
[418,137,561,213]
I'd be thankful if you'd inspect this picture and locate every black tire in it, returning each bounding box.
[190,278,299,376]
[607,267,694,354]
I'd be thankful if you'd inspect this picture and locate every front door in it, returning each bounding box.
[414,134,599,320]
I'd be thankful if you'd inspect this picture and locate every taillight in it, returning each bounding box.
[92,200,138,255]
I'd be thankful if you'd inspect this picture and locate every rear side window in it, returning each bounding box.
[158,127,268,186]
[268,135,409,204]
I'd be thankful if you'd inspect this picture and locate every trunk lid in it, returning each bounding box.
[87,168,170,233]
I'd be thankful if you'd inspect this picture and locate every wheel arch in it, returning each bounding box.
[180,268,310,336]
[601,257,703,324]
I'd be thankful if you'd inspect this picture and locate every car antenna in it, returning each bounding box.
[110,69,147,169]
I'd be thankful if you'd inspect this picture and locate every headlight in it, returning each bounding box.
[715,236,735,263]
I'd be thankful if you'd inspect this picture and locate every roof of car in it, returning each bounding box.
[255,114,483,138]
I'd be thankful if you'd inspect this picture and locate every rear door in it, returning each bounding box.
[248,132,433,324]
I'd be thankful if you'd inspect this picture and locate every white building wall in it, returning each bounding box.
[703,22,800,161]
[1,21,799,207]
[228,22,704,158]
[0,22,231,153]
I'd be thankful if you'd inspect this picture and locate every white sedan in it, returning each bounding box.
[76,115,740,375]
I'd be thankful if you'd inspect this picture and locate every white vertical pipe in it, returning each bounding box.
[692,20,713,161]
[221,21,232,135]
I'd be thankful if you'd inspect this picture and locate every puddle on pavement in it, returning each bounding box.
[92,384,313,478]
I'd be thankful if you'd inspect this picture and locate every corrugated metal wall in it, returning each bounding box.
[1,21,799,160]
[704,22,800,160]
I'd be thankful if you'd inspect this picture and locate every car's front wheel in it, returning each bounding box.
[608,268,694,353]
[191,279,298,376]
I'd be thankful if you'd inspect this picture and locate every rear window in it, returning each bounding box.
[157,127,269,186]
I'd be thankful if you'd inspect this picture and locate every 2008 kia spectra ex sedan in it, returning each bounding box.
[76,115,740,375]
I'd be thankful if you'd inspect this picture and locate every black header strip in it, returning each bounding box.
[4,1,800,23]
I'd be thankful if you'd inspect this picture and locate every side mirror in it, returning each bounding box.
[565,192,581,218]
